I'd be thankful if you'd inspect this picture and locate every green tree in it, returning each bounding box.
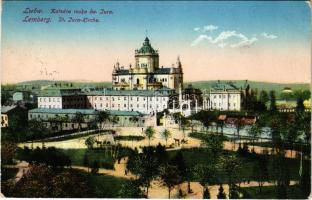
[91,160,99,174]
[203,187,210,199]
[83,153,90,173]
[221,155,241,194]
[159,164,181,198]
[269,90,277,112]
[217,185,227,199]
[119,179,145,198]
[193,164,217,198]
[72,112,85,132]
[252,155,268,192]
[96,110,110,130]
[8,164,92,197]
[1,142,17,165]
[145,126,155,146]
[229,184,240,199]
[248,124,262,149]
[85,136,95,149]
[259,90,269,105]
[161,129,171,146]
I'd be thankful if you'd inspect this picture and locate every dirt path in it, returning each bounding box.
[3,161,30,183]
[148,180,298,199]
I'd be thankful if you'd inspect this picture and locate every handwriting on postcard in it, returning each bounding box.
[22,8,113,24]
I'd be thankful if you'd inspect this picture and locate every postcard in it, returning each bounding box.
[1,1,311,199]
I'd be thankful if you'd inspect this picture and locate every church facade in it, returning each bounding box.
[112,37,183,92]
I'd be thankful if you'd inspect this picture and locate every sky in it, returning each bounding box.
[1,1,311,84]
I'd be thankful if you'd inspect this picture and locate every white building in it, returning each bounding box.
[112,37,183,92]
[203,82,241,111]
[86,89,175,115]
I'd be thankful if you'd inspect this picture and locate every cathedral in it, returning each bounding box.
[112,37,184,91]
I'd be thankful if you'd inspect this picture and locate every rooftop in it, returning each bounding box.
[136,37,158,54]
[211,82,240,91]
[1,105,17,114]
[29,108,144,116]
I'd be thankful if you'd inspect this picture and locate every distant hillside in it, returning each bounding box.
[185,80,310,96]
[12,79,310,97]
[15,80,112,90]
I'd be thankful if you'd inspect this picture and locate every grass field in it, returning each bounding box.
[61,147,134,169]
[241,185,308,199]
[167,148,310,184]
[81,172,128,198]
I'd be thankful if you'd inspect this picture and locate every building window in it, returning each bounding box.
[124,97,127,100]
[124,104,126,107]
[137,97,139,101]
[118,97,120,100]
[95,97,97,100]
[137,104,139,108]
[118,104,120,107]
[100,103,102,107]
[112,104,114,108]
[112,97,114,101]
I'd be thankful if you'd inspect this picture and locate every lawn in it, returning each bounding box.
[61,147,135,169]
[167,148,310,184]
[114,135,145,141]
[1,168,18,181]
[81,172,128,198]
[241,185,309,199]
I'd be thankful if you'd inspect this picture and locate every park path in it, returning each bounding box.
[148,180,298,199]
[3,161,30,183]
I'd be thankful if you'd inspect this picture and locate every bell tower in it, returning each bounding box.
[134,37,159,73]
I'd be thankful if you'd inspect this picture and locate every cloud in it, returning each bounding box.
[261,32,277,39]
[193,24,218,33]
[191,29,258,48]
[190,34,211,46]
[230,37,258,48]
[203,25,218,32]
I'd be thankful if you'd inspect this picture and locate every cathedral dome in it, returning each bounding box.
[137,37,157,54]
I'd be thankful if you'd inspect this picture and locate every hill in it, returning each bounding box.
[185,80,310,96]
